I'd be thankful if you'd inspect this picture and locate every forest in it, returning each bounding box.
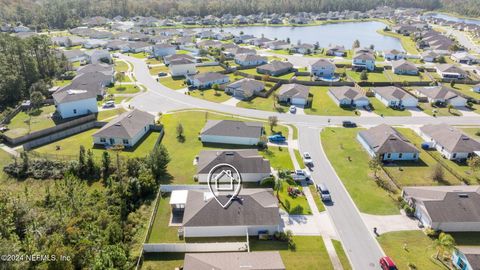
[0,0,444,29]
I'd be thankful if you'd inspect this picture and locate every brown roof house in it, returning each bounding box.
[225,78,265,99]
[195,149,271,182]
[418,124,480,160]
[256,60,293,76]
[357,124,419,161]
[391,59,418,75]
[179,188,281,237]
[200,120,264,146]
[183,252,286,270]
[92,109,155,148]
[277,83,310,106]
[435,64,468,79]
[402,185,480,231]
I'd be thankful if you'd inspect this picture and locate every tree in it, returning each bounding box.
[274,176,283,200]
[30,91,45,109]
[147,144,170,180]
[447,104,453,113]
[115,72,126,84]
[352,39,360,49]
[438,55,446,63]
[268,116,278,131]
[176,123,184,141]
[450,80,456,88]
[467,156,480,177]
[432,232,455,260]
[102,151,111,181]
[431,163,444,182]
[368,158,382,179]
[360,70,368,81]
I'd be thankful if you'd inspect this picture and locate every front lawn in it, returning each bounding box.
[97,108,126,121]
[346,69,389,83]
[451,84,480,100]
[384,128,461,186]
[114,60,129,72]
[4,105,57,138]
[308,185,326,212]
[277,181,312,215]
[149,65,169,76]
[461,127,480,139]
[159,76,187,90]
[142,253,184,270]
[237,95,289,113]
[146,58,163,65]
[107,84,141,94]
[384,70,430,83]
[128,52,148,59]
[260,146,294,170]
[305,87,357,116]
[189,89,232,103]
[368,97,412,117]
[250,236,333,270]
[378,231,448,270]
[321,128,399,215]
[417,102,461,117]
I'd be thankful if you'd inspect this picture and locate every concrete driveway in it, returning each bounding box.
[361,213,421,237]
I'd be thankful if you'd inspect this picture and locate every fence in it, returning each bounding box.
[3,114,97,146]
[143,242,248,253]
[159,185,209,192]
[0,104,22,125]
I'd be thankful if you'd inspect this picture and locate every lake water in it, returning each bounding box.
[428,13,480,25]
[212,21,403,51]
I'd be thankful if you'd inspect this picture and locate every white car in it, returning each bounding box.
[102,100,115,108]
[303,152,313,164]
[289,105,296,113]
[291,169,311,181]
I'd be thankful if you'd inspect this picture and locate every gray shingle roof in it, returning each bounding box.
[201,120,263,138]
[92,109,154,139]
[197,149,271,174]
[182,188,280,227]
[436,64,467,75]
[53,88,97,103]
[190,72,228,84]
[372,86,413,101]
[278,83,310,100]
[226,78,264,92]
[183,252,286,270]
[416,86,459,100]
[257,60,293,73]
[420,124,480,153]
[358,124,419,154]
[391,59,418,71]
[311,58,336,69]
[329,86,366,101]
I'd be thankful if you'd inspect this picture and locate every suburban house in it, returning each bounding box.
[124,42,152,53]
[83,39,108,49]
[383,49,405,60]
[169,58,197,77]
[152,44,176,57]
[352,51,375,71]
[266,40,291,50]
[225,78,265,99]
[328,86,370,107]
[92,109,155,148]
[53,89,98,119]
[62,49,88,63]
[257,61,293,76]
[414,86,467,107]
[326,45,346,56]
[183,252,286,270]
[421,51,439,62]
[451,52,478,65]
[223,47,256,58]
[309,59,336,78]
[277,84,310,106]
[234,54,267,67]
[372,86,418,108]
[452,247,480,270]
[196,149,271,183]
[357,124,419,161]
[164,54,196,65]
[200,120,264,146]
[62,69,113,97]
[85,49,112,64]
[187,72,229,89]
[250,37,272,47]
[402,185,480,232]
[294,43,315,54]
[391,59,418,75]
[418,124,480,161]
[173,188,281,237]
[435,64,468,79]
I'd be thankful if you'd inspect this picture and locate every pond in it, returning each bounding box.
[427,13,480,25]
[211,21,403,51]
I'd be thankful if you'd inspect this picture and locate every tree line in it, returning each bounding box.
[0,0,444,30]
[1,144,170,269]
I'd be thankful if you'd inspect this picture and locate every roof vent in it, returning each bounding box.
[458,194,469,198]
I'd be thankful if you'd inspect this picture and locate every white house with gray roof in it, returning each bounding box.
[187,72,229,89]
[225,78,265,99]
[53,89,98,119]
[152,44,176,57]
[169,58,197,77]
[403,185,480,231]
[357,124,419,161]
[200,120,264,145]
[310,59,336,78]
[372,86,418,108]
[257,61,293,76]
[418,124,480,161]
[414,86,467,107]
[92,109,154,148]
[383,49,405,61]
[352,51,375,71]
[277,84,310,106]
[196,149,271,182]
[328,86,369,107]
[234,54,267,67]
[391,59,418,75]
[435,64,468,79]
[183,252,285,270]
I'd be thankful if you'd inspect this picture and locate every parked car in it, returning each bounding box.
[291,169,311,181]
[379,256,398,270]
[158,72,167,77]
[342,121,357,128]
[316,183,331,201]
[112,53,119,58]
[268,134,286,143]
[289,105,296,113]
[303,152,313,164]
[102,100,115,108]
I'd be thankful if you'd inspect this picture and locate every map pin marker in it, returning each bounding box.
[207,163,242,209]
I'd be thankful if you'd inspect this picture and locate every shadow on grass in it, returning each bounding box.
[383,159,429,168]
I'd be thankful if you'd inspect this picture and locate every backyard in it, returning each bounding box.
[346,69,389,83]
[196,65,225,73]
[321,128,399,215]
[384,70,430,82]
[4,105,56,138]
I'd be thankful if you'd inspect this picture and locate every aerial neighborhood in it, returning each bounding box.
[1,2,480,270]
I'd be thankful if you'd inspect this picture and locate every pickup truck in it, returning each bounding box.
[291,169,311,181]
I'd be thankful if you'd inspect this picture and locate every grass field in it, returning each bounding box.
[250,236,333,270]
[114,60,129,72]
[417,102,462,117]
[237,95,289,113]
[107,84,141,94]
[277,181,312,215]
[4,105,56,138]
[97,108,126,121]
[189,89,232,103]
[146,58,163,65]
[368,97,412,117]
[461,127,480,139]
[159,76,187,90]
[196,65,225,73]
[142,253,184,270]
[309,185,326,212]
[52,79,72,87]
[147,194,183,243]
[321,128,399,215]
[346,69,389,83]
[149,65,169,75]
[305,87,358,116]
[377,30,419,55]
[260,147,294,170]
[129,52,149,59]
[378,231,448,270]
[332,240,352,270]
[385,70,430,82]
[451,84,480,100]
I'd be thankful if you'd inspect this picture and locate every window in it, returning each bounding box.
[399,153,403,158]
[453,153,457,159]
[387,153,391,159]
[413,153,417,159]
[73,109,77,114]
[100,138,106,143]
[123,139,129,145]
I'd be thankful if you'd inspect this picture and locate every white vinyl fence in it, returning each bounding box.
[143,242,248,253]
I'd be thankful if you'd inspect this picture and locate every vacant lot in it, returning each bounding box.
[321,128,399,215]
[4,105,56,138]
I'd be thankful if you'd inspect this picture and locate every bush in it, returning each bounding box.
[3,157,68,179]
[260,177,275,188]
[425,228,438,238]
[403,204,415,216]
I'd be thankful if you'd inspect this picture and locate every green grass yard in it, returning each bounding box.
[308,185,326,212]
[146,58,162,65]
[277,181,312,215]
[114,60,129,72]
[384,70,430,82]
[128,52,148,59]
[305,87,358,116]
[378,231,448,270]
[4,105,56,138]
[377,30,419,55]
[149,65,169,75]
[417,102,462,117]
[260,147,294,170]
[346,69,389,83]
[189,89,232,103]
[196,65,225,73]
[97,108,126,121]
[159,76,187,90]
[147,194,183,243]
[237,95,289,113]
[107,84,141,94]
[142,253,184,270]
[321,128,399,215]
[368,97,412,117]
[332,240,352,270]
[52,79,72,87]
[451,84,480,100]
[461,127,480,139]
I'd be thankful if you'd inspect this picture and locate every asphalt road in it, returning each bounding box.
[298,126,384,269]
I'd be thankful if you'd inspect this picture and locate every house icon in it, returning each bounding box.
[213,169,238,191]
